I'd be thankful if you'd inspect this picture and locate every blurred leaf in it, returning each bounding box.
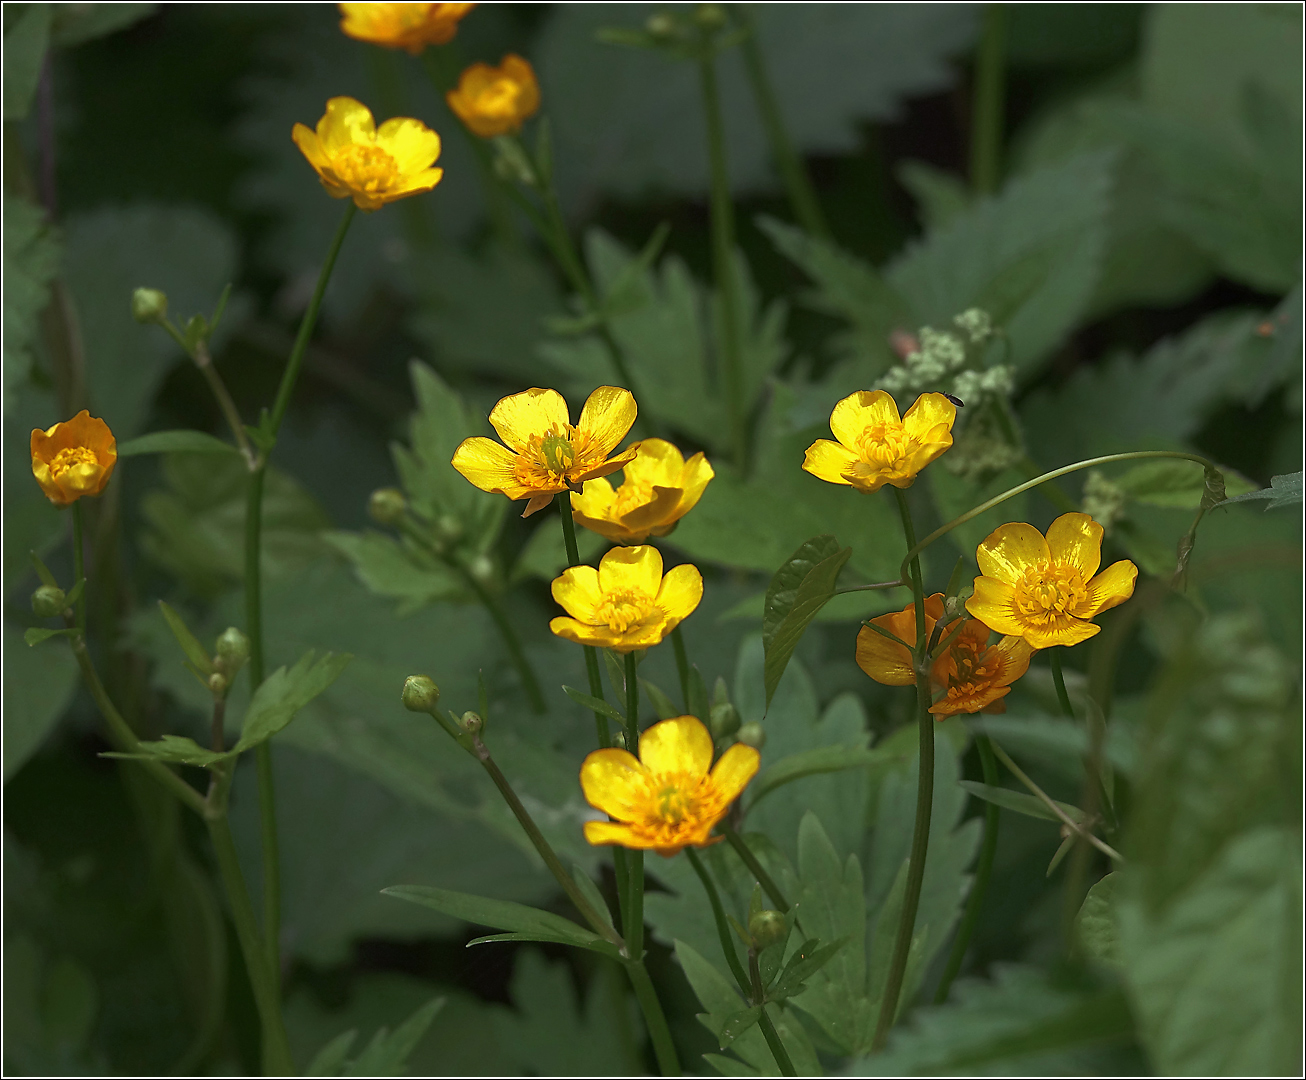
[323,529,464,615]
[1219,471,1303,512]
[928,463,1031,563]
[102,733,228,768]
[512,518,604,584]
[22,627,74,646]
[2,3,51,120]
[305,1030,356,1078]
[1076,872,1121,969]
[1115,459,1256,509]
[337,997,444,1077]
[50,3,155,47]
[116,430,241,457]
[233,650,351,753]
[561,686,626,727]
[156,600,214,678]
[745,743,883,813]
[2,194,61,396]
[957,780,1085,824]
[1006,4,1142,68]
[896,161,972,233]
[3,624,77,781]
[4,389,64,595]
[718,1006,762,1048]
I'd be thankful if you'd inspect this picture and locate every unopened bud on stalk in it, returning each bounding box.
[694,3,727,30]
[31,585,67,619]
[368,487,407,526]
[709,701,740,741]
[132,287,168,324]
[748,909,787,951]
[468,554,496,588]
[459,711,483,736]
[214,627,250,675]
[435,514,464,543]
[208,671,229,697]
[402,675,441,713]
[943,595,968,622]
[645,12,676,37]
[736,722,766,750]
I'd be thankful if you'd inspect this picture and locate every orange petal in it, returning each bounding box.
[856,621,915,685]
[975,523,1050,585]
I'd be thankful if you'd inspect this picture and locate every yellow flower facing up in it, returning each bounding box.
[452,386,639,517]
[338,3,475,54]
[966,512,1138,649]
[292,97,443,211]
[580,715,760,856]
[31,410,117,507]
[550,546,702,653]
[571,438,714,544]
[803,390,956,493]
[446,54,541,138]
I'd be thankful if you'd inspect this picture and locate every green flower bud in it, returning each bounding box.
[402,675,441,713]
[459,711,484,736]
[214,627,250,675]
[368,487,407,526]
[694,3,727,30]
[435,514,464,543]
[709,701,741,741]
[943,594,968,622]
[736,722,766,750]
[132,287,168,324]
[208,671,229,697]
[748,909,787,952]
[468,554,496,588]
[645,12,676,37]
[31,584,67,619]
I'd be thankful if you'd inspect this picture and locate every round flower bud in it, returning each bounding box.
[435,514,464,543]
[709,701,740,741]
[459,711,483,736]
[748,909,787,952]
[214,627,250,673]
[694,4,727,30]
[645,12,676,37]
[131,288,169,324]
[31,584,67,619]
[402,674,441,713]
[208,671,229,697]
[368,487,407,526]
[943,594,968,622]
[736,722,766,750]
[468,554,495,588]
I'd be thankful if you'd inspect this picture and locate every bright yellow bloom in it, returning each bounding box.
[803,390,956,493]
[292,97,443,211]
[550,546,702,653]
[338,3,475,54]
[446,54,541,138]
[452,386,639,517]
[571,438,714,544]
[30,410,117,506]
[855,593,1033,716]
[966,513,1138,649]
[580,714,760,856]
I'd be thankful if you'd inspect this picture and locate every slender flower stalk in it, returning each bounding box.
[970,3,1008,196]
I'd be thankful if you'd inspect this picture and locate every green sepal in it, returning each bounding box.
[158,600,215,677]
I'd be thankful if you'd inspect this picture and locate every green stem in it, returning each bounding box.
[194,341,255,466]
[559,492,612,746]
[625,957,682,1076]
[71,501,85,633]
[686,847,750,995]
[899,451,1216,584]
[970,3,1007,195]
[757,1007,797,1077]
[1049,648,1075,720]
[623,651,647,964]
[934,735,1000,1003]
[458,565,547,714]
[723,826,789,912]
[245,470,266,686]
[255,744,280,992]
[698,47,747,469]
[671,626,691,712]
[734,6,829,238]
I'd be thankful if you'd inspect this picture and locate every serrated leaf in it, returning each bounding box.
[232,651,351,753]
[342,997,445,1076]
[116,430,242,458]
[769,936,846,1002]
[305,1029,357,1077]
[1219,470,1303,511]
[1114,459,1255,508]
[718,1006,762,1048]
[1075,873,1121,968]
[958,780,1086,825]
[102,734,231,768]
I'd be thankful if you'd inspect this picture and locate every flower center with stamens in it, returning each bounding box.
[613,476,656,517]
[49,446,98,480]
[333,144,398,192]
[851,421,914,474]
[594,589,655,633]
[1012,562,1089,624]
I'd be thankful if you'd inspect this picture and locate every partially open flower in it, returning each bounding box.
[966,513,1138,648]
[571,438,714,543]
[338,3,475,54]
[30,410,117,506]
[580,714,759,856]
[292,97,443,211]
[452,386,638,517]
[856,593,948,686]
[446,54,541,138]
[803,390,956,493]
[550,546,702,652]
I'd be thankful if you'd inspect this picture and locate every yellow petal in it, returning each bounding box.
[575,444,638,483]
[638,715,713,777]
[802,439,858,486]
[579,747,648,820]
[1046,513,1103,580]
[655,564,704,623]
[1025,617,1100,649]
[571,512,633,543]
[318,96,376,153]
[489,388,569,452]
[571,477,616,519]
[584,820,645,847]
[551,565,602,621]
[708,743,761,804]
[901,392,957,442]
[521,491,557,517]
[623,438,685,486]
[622,486,684,535]
[991,635,1035,686]
[964,577,1025,638]
[292,123,331,173]
[975,523,1050,585]
[830,389,899,449]
[550,616,621,649]
[387,166,445,197]
[855,621,915,685]
[676,452,715,511]
[375,116,441,173]
[451,437,527,497]
[578,386,638,458]
[1080,560,1138,618]
[598,545,663,598]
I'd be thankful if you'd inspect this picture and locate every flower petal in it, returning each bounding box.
[639,716,713,777]
[1080,560,1138,618]
[292,123,332,173]
[571,477,616,519]
[619,485,682,535]
[451,437,529,498]
[598,544,663,599]
[991,635,1035,687]
[855,620,915,685]
[386,166,444,198]
[575,444,638,483]
[375,116,441,173]
[655,564,704,623]
[802,439,858,486]
[521,491,557,517]
[578,386,638,458]
[830,390,899,449]
[1046,513,1103,580]
[489,388,569,451]
[318,96,376,153]
[675,452,715,511]
[964,577,1025,638]
[579,747,648,820]
[583,820,645,848]
[975,523,1050,585]
[623,438,684,486]
[551,565,602,621]
[901,392,958,442]
[550,616,621,649]
[709,743,761,804]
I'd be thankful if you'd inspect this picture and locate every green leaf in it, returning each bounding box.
[746,744,884,812]
[639,678,679,720]
[232,651,351,753]
[761,536,852,711]
[1114,459,1256,509]
[1220,470,1303,511]
[4,623,77,781]
[769,936,846,1002]
[1075,873,1121,969]
[569,866,613,932]
[305,1030,357,1077]
[2,3,52,121]
[381,885,619,958]
[718,1006,762,1049]
[3,194,62,396]
[102,734,231,768]
[116,430,241,458]
[957,780,1086,825]
[156,601,214,678]
[896,160,973,232]
[28,551,57,588]
[560,685,626,728]
[323,530,464,616]
[49,3,155,47]
[344,997,445,1077]
[23,627,75,647]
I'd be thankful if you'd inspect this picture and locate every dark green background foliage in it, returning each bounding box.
[3,3,1300,1075]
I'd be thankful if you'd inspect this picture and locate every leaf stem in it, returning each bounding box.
[970,3,1008,195]
[625,957,682,1076]
[1049,648,1075,720]
[722,826,789,912]
[671,626,691,712]
[71,501,85,633]
[686,847,750,995]
[192,341,256,467]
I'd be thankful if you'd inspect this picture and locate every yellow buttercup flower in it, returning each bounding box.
[550,546,702,653]
[571,438,714,544]
[446,54,541,138]
[803,390,956,493]
[292,97,443,211]
[966,513,1138,649]
[338,3,475,54]
[452,386,639,517]
[31,410,117,507]
[580,714,760,856]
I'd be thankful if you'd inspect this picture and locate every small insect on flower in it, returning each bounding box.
[446,54,541,138]
[966,512,1138,649]
[580,714,760,856]
[338,3,475,54]
[451,386,639,516]
[571,438,714,544]
[292,97,443,211]
[30,410,117,506]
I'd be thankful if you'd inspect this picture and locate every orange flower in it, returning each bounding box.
[855,593,948,686]
[338,3,475,54]
[580,715,760,856]
[446,54,541,138]
[30,410,117,506]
